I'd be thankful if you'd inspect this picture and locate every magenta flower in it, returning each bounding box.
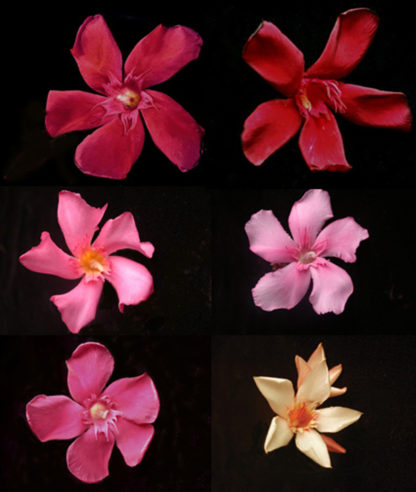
[26,342,160,483]
[19,190,154,333]
[242,8,412,171]
[245,189,369,314]
[46,14,204,179]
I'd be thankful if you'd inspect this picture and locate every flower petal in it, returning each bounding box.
[51,278,104,333]
[93,212,154,258]
[340,83,412,131]
[245,209,297,263]
[26,395,87,442]
[253,376,295,417]
[141,90,204,172]
[19,232,81,279]
[66,426,115,483]
[309,260,354,315]
[321,434,346,454]
[296,360,330,406]
[103,374,160,425]
[306,8,379,80]
[316,406,363,433]
[70,14,122,94]
[295,429,331,468]
[116,418,155,467]
[252,263,311,311]
[242,98,303,165]
[295,355,310,389]
[330,386,348,398]
[57,190,107,257]
[242,21,304,97]
[75,115,146,179]
[307,343,326,368]
[105,256,153,313]
[66,342,114,404]
[124,24,202,89]
[264,416,294,453]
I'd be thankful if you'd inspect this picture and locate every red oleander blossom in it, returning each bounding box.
[242,8,412,171]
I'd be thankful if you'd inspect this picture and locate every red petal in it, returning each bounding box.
[321,434,347,454]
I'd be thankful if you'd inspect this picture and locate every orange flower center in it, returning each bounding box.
[287,402,315,432]
[116,88,140,109]
[78,248,108,278]
[89,402,109,420]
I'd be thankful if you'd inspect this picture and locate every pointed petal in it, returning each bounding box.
[26,395,87,442]
[242,21,304,97]
[264,416,294,453]
[116,419,155,466]
[307,343,326,368]
[316,406,363,433]
[321,434,346,454]
[306,8,379,80]
[253,376,295,417]
[295,355,310,389]
[295,429,331,468]
[328,364,342,385]
[66,427,115,483]
[70,14,122,94]
[124,24,202,88]
[330,386,348,398]
[242,98,303,165]
[141,90,204,172]
[252,263,311,312]
[309,260,354,315]
[297,360,330,405]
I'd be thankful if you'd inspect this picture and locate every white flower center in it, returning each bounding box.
[298,250,317,265]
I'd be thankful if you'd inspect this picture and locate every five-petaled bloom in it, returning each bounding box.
[245,189,369,314]
[242,8,412,171]
[46,14,204,179]
[19,190,154,333]
[26,342,160,483]
[254,345,362,467]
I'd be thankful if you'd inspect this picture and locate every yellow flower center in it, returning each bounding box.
[89,402,109,420]
[287,402,316,432]
[78,248,108,278]
[299,91,312,111]
[116,88,140,109]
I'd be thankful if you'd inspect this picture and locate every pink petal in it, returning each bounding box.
[242,98,303,165]
[309,260,354,314]
[93,212,154,258]
[298,112,351,171]
[141,90,204,172]
[57,190,107,257]
[103,374,160,425]
[252,262,311,311]
[340,83,412,131]
[19,232,81,279]
[116,418,155,467]
[105,256,153,312]
[50,277,104,333]
[66,342,114,404]
[242,21,304,97]
[70,15,122,95]
[66,426,115,483]
[45,90,110,138]
[124,24,202,89]
[245,209,297,263]
[26,395,87,442]
[314,217,369,263]
[75,115,146,179]
[288,189,333,249]
[306,8,379,80]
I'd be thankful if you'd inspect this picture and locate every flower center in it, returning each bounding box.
[287,402,316,432]
[90,402,109,420]
[295,78,346,117]
[116,88,140,109]
[78,248,108,278]
[298,250,317,265]
[83,395,121,441]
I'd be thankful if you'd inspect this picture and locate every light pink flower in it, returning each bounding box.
[19,190,154,333]
[26,342,160,483]
[245,189,369,314]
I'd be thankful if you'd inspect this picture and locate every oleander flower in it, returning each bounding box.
[242,8,411,171]
[46,14,204,179]
[26,342,160,483]
[19,190,154,333]
[245,189,369,314]
[254,357,362,467]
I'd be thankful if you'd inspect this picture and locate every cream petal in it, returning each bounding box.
[295,355,310,389]
[329,386,348,397]
[328,364,343,385]
[307,343,326,368]
[296,360,330,405]
[295,429,331,468]
[253,376,295,417]
[264,416,294,453]
[316,406,363,433]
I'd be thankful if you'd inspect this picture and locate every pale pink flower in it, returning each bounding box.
[20,190,154,333]
[26,342,160,483]
[245,189,369,314]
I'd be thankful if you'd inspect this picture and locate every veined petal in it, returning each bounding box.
[253,376,295,417]
[296,360,330,406]
[295,429,331,468]
[70,15,122,95]
[66,342,114,405]
[245,209,297,264]
[19,232,81,279]
[242,98,303,165]
[124,24,202,89]
[141,90,204,172]
[243,21,304,97]
[306,8,379,80]
[116,419,155,467]
[26,395,87,442]
[316,406,363,433]
[264,416,294,453]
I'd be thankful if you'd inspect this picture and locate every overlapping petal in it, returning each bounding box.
[253,376,295,417]
[264,416,293,453]
[116,419,155,467]
[296,360,330,406]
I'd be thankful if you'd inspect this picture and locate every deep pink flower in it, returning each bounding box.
[26,342,160,483]
[46,15,204,179]
[242,8,412,171]
[19,190,154,333]
[245,189,369,314]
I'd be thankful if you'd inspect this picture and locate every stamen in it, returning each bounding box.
[78,248,108,278]
[298,250,317,265]
[90,402,109,420]
[116,88,140,109]
[288,402,315,432]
